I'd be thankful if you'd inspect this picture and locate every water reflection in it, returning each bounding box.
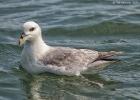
[16,67,119,100]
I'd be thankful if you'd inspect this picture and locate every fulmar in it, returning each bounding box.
[19,21,122,76]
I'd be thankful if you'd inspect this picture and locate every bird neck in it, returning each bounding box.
[24,36,50,58]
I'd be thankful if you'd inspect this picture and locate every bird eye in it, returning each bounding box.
[29,27,35,32]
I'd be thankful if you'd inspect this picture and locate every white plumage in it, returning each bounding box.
[19,21,122,76]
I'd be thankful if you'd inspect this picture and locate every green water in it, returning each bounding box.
[0,0,140,100]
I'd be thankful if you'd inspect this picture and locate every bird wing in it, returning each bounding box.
[38,47,99,70]
[37,47,122,75]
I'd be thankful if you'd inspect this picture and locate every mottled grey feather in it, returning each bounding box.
[39,47,99,70]
[38,46,122,74]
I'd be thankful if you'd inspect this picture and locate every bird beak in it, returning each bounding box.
[18,32,27,46]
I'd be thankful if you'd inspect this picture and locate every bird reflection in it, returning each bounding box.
[16,66,117,100]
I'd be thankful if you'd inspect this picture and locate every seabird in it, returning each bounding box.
[19,21,122,76]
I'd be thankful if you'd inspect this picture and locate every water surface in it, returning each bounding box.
[0,0,140,100]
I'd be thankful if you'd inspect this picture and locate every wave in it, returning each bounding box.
[0,21,140,38]
[46,21,140,37]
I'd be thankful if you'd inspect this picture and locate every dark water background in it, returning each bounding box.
[0,0,140,100]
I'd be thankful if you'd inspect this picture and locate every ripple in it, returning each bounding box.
[0,0,140,99]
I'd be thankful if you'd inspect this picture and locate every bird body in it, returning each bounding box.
[19,21,122,76]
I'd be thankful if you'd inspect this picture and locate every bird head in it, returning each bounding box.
[19,21,42,46]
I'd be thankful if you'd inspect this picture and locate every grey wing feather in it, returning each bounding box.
[38,46,123,75]
[97,51,123,60]
[39,47,99,69]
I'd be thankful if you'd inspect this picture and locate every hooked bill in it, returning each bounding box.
[18,33,25,46]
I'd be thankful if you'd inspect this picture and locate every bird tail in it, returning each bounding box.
[97,51,123,61]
